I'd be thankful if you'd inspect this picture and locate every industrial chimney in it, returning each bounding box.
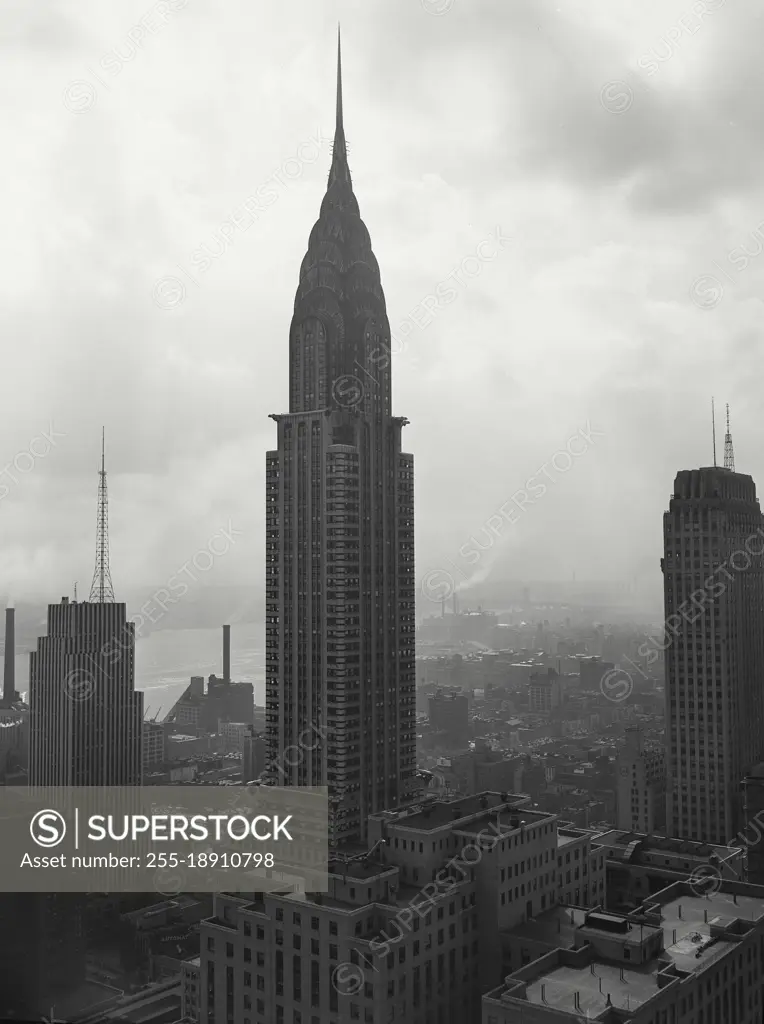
[3,606,15,706]
[223,624,231,684]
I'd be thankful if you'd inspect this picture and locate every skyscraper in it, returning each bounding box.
[265,32,416,846]
[663,462,764,844]
[29,433,143,786]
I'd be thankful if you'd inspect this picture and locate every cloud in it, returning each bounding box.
[0,0,762,616]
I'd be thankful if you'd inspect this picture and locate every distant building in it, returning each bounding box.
[203,676,254,732]
[528,669,562,713]
[616,726,665,833]
[428,690,469,742]
[451,743,518,796]
[242,727,267,783]
[0,706,28,782]
[577,656,613,690]
[142,720,166,769]
[218,720,249,752]
[30,598,143,786]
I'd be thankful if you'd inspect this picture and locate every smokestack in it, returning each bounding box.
[223,624,231,684]
[3,607,14,706]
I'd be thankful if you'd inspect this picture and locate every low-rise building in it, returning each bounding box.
[483,881,764,1023]
[200,792,561,1024]
[591,829,743,911]
[616,725,665,833]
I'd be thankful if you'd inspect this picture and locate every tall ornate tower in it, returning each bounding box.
[266,31,416,846]
[663,465,764,844]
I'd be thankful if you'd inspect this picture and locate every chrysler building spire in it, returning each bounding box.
[326,24,354,199]
[266,34,416,846]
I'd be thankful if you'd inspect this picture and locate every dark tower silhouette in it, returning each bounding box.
[89,427,115,603]
[223,624,231,683]
[2,606,14,706]
[265,29,416,846]
[663,464,764,843]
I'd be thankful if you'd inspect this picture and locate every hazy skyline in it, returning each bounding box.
[2,0,762,611]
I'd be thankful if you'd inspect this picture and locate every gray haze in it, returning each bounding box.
[1,0,761,613]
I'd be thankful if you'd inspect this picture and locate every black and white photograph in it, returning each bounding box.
[1,1,764,1021]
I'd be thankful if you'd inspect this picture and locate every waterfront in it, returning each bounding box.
[15,622,265,721]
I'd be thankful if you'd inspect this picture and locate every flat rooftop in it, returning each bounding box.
[329,858,395,882]
[593,830,734,861]
[557,833,580,848]
[526,960,662,1015]
[377,792,528,832]
[656,892,764,972]
[459,808,554,840]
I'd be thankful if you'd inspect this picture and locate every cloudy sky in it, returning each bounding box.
[0,0,761,612]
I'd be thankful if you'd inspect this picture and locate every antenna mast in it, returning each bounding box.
[711,397,717,468]
[724,403,736,471]
[89,428,115,603]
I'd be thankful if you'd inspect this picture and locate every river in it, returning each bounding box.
[14,623,265,722]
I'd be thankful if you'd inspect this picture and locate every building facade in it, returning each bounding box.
[265,36,416,845]
[616,725,666,834]
[29,597,143,786]
[198,793,617,1024]
[483,880,764,1024]
[662,466,764,844]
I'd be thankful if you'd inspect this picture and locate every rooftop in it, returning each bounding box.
[525,959,662,1015]
[593,830,740,866]
[373,792,529,832]
[654,891,764,972]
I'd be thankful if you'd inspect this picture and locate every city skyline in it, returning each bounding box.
[3,1,764,607]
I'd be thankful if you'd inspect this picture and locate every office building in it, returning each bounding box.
[428,690,469,743]
[198,794,612,1024]
[200,793,584,1024]
[616,725,665,834]
[242,727,267,783]
[30,434,143,785]
[741,762,764,884]
[483,880,764,1023]
[29,597,143,786]
[143,719,166,769]
[663,464,764,843]
[265,33,416,845]
[528,669,562,713]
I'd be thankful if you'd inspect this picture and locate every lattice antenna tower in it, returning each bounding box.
[89,427,115,602]
[724,403,735,472]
